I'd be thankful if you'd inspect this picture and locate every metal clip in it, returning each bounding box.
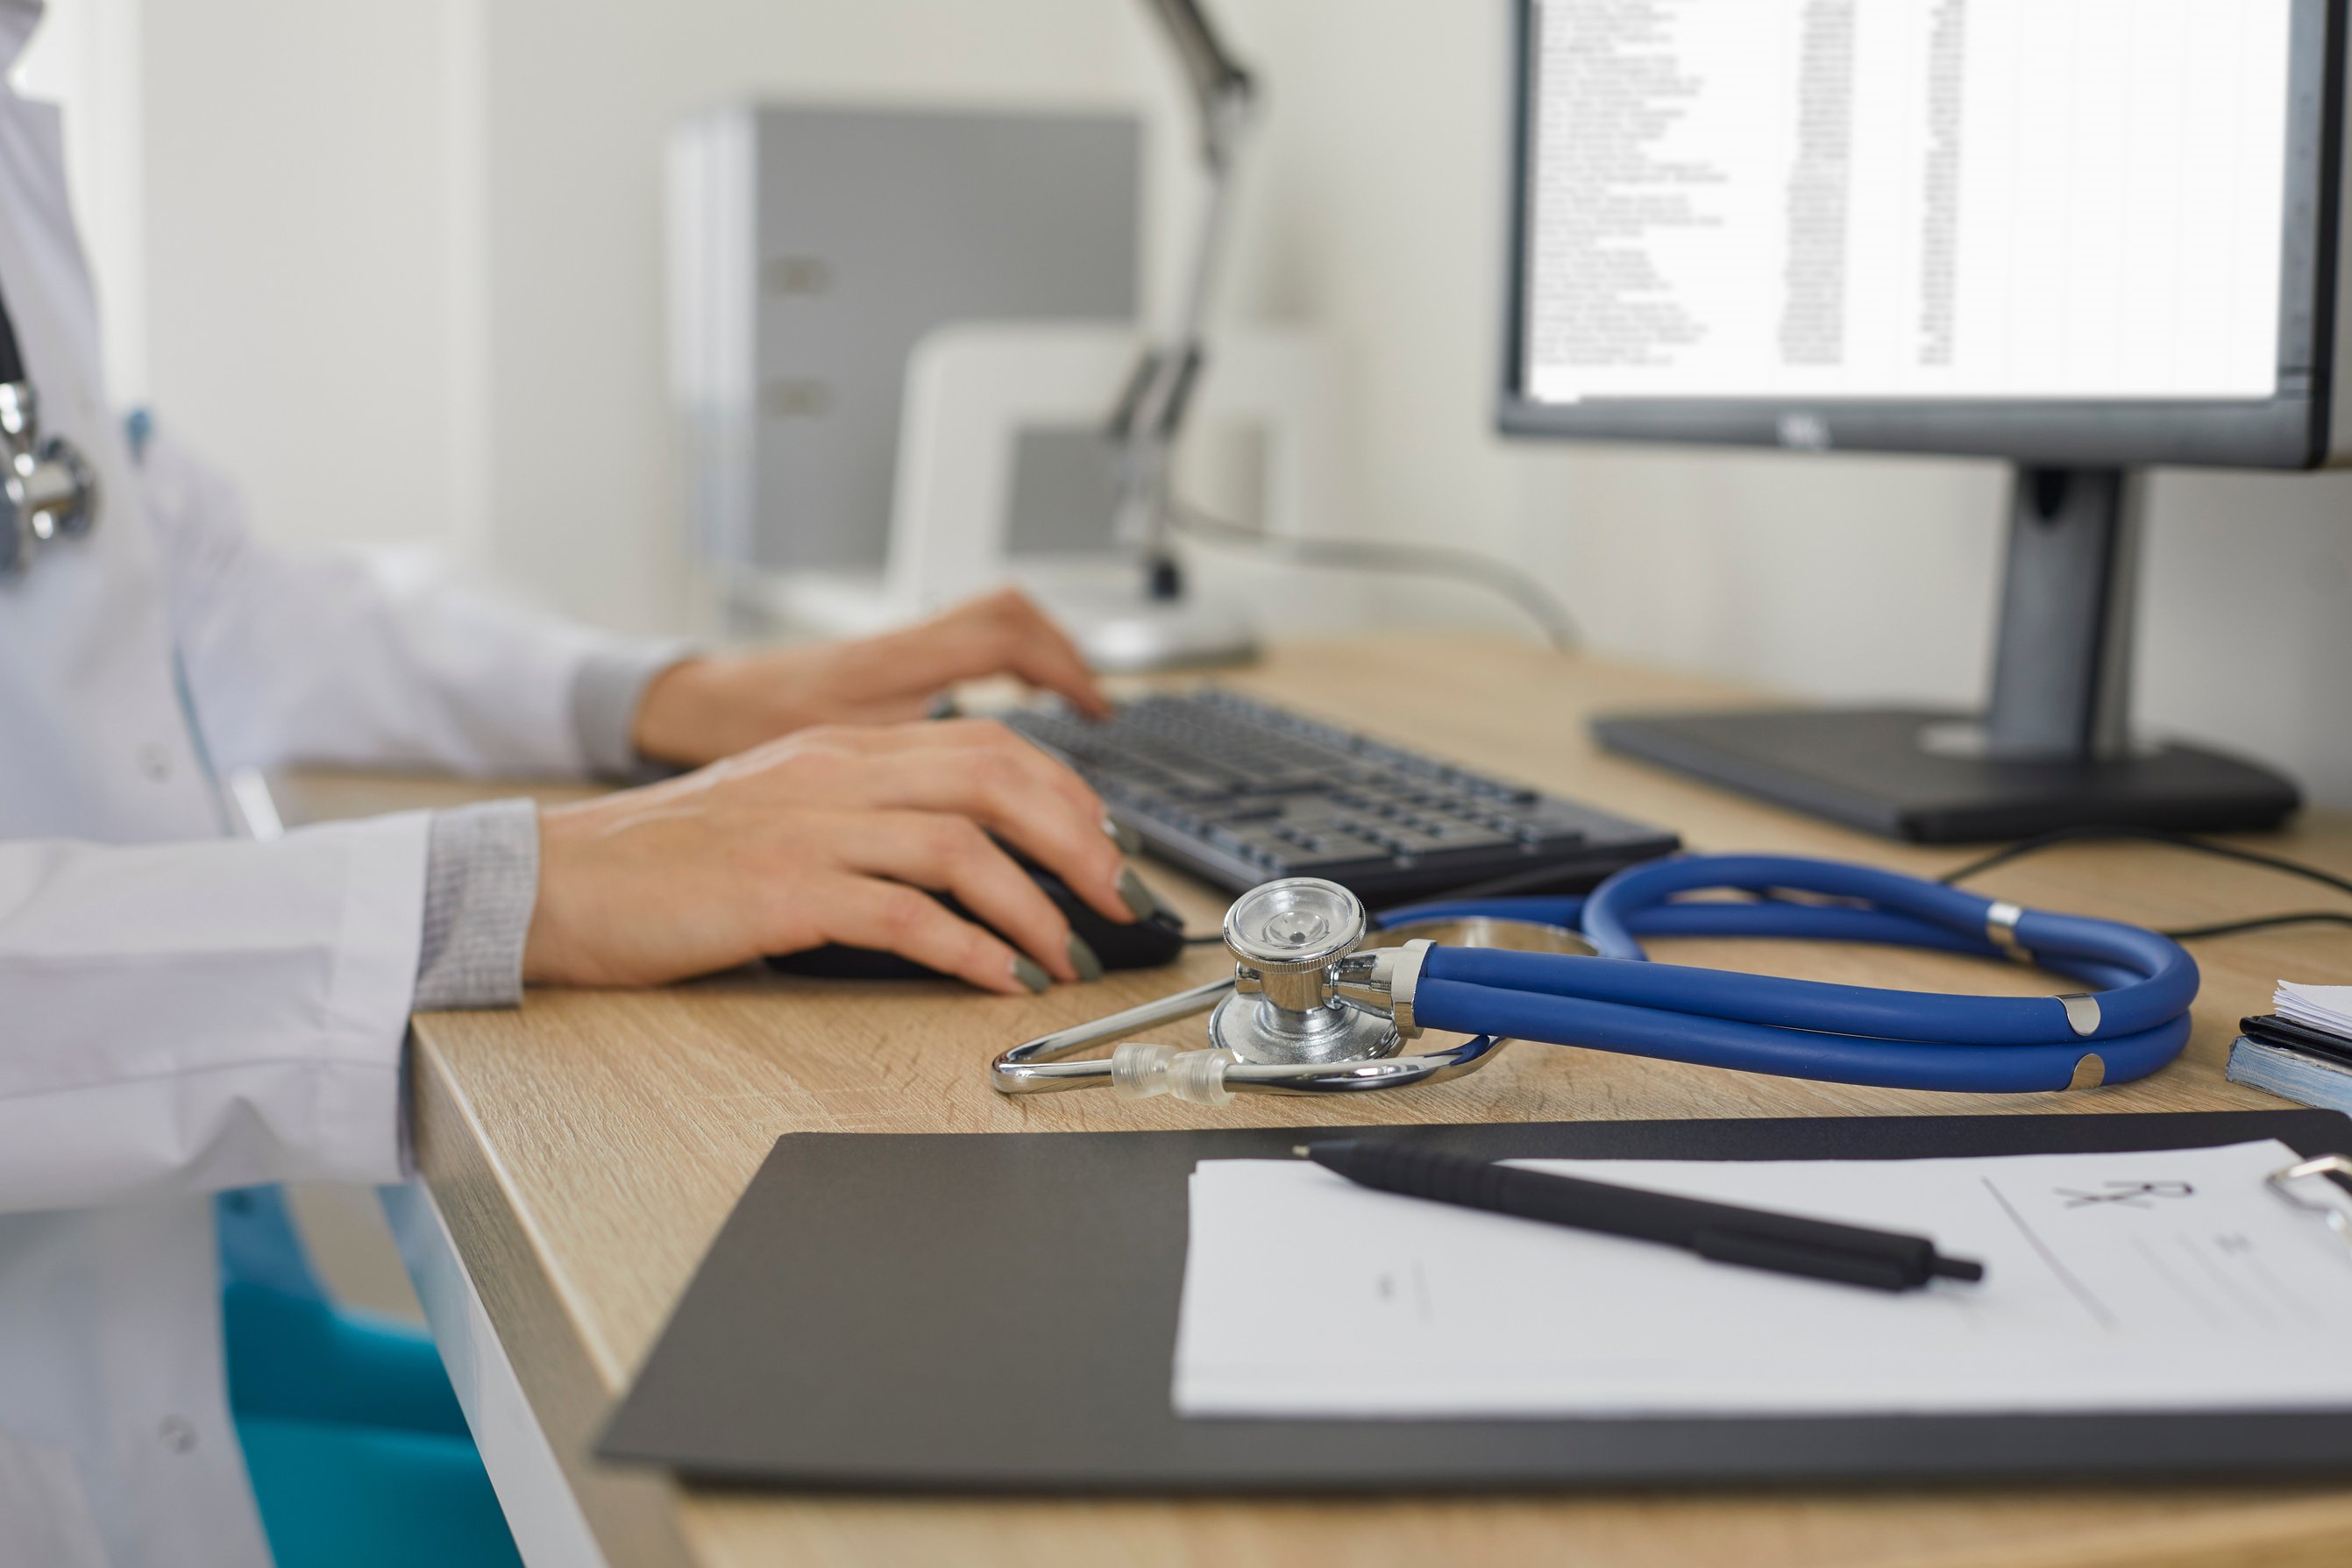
[1985,900,2029,962]
[2266,1154,2352,1259]
[2056,994,2102,1038]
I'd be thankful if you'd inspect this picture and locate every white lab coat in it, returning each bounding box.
[0,7,650,1562]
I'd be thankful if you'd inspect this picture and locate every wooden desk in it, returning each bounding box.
[290,636,2352,1568]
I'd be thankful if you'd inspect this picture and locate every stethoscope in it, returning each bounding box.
[992,853,2199,1103]
[0,273,100,579]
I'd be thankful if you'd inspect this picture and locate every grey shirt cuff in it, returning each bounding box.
[571,641,696,784]
[414,799,542,1011]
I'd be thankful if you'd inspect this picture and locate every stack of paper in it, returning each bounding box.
[2276,983,2352,1038]
[2228,983,2352,1110]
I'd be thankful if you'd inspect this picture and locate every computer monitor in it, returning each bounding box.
[1499,0,2338,841]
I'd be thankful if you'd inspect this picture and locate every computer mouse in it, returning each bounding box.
[766,863,1188,982]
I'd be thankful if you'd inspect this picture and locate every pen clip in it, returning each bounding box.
[2266,1154,2352,1261]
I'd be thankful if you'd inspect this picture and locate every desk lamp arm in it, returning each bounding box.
[1139,0,1254,174]
[1113,0,1257,595]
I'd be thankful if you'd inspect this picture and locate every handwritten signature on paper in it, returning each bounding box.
[2056,1180,2196,1210]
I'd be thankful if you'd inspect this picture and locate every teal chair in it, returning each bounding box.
[218,1187,523,1568]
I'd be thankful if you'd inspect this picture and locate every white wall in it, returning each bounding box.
[34,0,2352,805]
[11,0,144,401]
[138,1,473,553]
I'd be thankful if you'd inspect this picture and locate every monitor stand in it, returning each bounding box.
[1591,465,2302,843]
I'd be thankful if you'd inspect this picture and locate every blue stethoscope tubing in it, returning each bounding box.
[1375,854,2199,1094]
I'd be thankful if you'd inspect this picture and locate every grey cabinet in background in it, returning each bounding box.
[668,104,1141,575]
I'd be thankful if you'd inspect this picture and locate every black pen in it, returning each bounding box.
[1298,1140,1985,1293]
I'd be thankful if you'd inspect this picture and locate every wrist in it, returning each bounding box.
[629,656,728,767]
[522,799,603,987]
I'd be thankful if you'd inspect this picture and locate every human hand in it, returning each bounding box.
[522,718,1151,993]
[629,587,1111,770]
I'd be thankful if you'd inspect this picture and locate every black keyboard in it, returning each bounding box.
[1005,689,1680,905]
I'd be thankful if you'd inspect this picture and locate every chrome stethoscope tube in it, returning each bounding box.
[991,975,1508,1102]
[991,855,2201,1104]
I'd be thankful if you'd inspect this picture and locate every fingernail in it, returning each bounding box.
[1117,867,1158,921]
[1102,813,1141,855]
[1013,955,1052,995]
[1069,933,1105,983]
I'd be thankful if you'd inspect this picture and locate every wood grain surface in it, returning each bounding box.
[298,636,2352,1568]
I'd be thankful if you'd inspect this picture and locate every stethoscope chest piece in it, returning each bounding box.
[1210,879,1404,1065]
[992,875,1517,1102]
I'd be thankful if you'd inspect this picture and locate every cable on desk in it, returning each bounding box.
[1937,825,2352,944]
[1169,822,2352,947]
[2158,912,2352,941]
[1408,859,1613,904]
[1169,500,1581,652]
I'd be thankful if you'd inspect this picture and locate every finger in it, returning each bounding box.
[839,812,1084,982]
[801,874,1041,996]
[897,743,1134,926]
[871,592,1112,720]
[762,727,1133,925]
[840,728,1130,913]
[976,591,1112,720]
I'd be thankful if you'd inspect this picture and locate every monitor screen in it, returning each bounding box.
[1501,0,2338,465]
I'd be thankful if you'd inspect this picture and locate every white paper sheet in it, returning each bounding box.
[2277,982,2352,1039]
[1173,1139,2352,1418]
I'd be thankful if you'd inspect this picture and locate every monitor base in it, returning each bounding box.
[1593,707,2301,844]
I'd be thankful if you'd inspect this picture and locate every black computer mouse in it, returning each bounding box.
[766,863,1188,982]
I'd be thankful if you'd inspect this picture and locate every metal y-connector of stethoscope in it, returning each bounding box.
[991,854,2202,1105]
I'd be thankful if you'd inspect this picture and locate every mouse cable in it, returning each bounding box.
[1936,825,2352,944]
[1168,500,1581,652]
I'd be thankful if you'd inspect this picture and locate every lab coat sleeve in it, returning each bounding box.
[0,813,427,1215]
[139,429,687,780]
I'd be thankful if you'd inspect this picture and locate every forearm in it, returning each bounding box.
[181,540,689,781]
[144,424,691,781]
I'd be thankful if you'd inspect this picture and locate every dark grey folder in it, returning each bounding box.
[599,1110,2352,1491]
